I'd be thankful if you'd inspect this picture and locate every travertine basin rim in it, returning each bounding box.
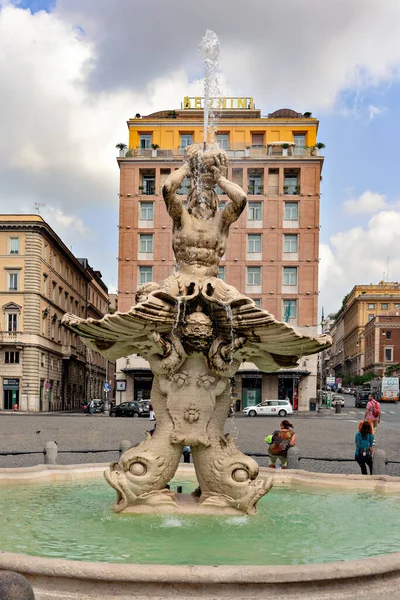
[1,462,400,585]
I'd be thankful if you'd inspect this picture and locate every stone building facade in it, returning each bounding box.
[115,100,324,411]
[0,215,114,412]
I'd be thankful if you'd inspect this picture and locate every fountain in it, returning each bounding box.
[62,143,330,515]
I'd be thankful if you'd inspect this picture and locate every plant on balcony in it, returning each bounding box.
[315,142,325,156]
[151,143,160,157]
[138,185,144,193]
[281,142,290,157]
[248,186,255,195]
[115,142,128,157]
[283,185,289,195]
[125,148,134,157]
[303,112,312,118]
[295,185,301,195]
[245,145,250,157]
[167,111,177,118]
[257,185,264,194]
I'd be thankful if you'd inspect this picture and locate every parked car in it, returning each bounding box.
[355,392,370,409]
[109,401,150,418]
[332,394,345,407]
[242,399,293,418]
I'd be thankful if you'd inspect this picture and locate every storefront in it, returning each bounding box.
[241,373,263,408]
[133,373,153,402]
[3,378,19,410]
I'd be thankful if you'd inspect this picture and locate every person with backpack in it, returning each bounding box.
[364,394,380,440]
[266,420,296,469]
[355,420,374,475]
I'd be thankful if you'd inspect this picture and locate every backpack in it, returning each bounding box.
[268,430,292,456]
[371,400,380,418]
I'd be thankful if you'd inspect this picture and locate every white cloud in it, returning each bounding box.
[343,191,390,214]
[368,104,387,120]
[320,210,400,314]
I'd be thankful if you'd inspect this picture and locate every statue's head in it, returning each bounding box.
[184,146,227,218]
[181,311,213,353]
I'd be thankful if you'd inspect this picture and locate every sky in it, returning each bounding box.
[1,0,400,318]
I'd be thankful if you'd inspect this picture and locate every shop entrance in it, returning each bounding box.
[134,374,153,402]
[241,375,262,408]
[278,375,298,410]
[3,378,19,410]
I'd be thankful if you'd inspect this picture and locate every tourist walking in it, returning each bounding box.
[149,402,155,421]
[364,394,380,439]
[355,421,374,475]
[266,420,296,469]
[89,399,95,415]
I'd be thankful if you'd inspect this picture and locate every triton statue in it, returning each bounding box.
[63,145,331,515]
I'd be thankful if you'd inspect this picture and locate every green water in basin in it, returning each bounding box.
[1,478,400,565]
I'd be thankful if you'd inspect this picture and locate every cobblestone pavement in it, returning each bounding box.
[1,409,399,475]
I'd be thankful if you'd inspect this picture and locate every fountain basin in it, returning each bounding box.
[1,464,400,600]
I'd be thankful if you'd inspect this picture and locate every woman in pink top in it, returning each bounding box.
[364,394,380,439]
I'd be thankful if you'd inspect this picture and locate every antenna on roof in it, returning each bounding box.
[34,203,45,215]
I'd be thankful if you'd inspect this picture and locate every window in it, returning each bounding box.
[386,331,391,339]
[248,234,261,253]
[253,298,261,308]
[381,303,389,309]
[53,253,57,269]
[59,260,63,277]
[139,134,152,150]
[385,348,393,362]
[9,238,19,254]
[8,272,18,291]
[142,175,155,195]
[52,282,56,303]
[7,313,18,332]
[368,314,374,321]
[41,353,45,367]
[293,134,306,156]
[218,266,225,281]
[180,134,193,149]
[139,266,153,285]
[368,303,375,309]
[251,133,264,147]
[58,287,62,306]
[284,202,298,221]
[247,170,263,195]
[248,202,262,220]
[395,304,400,309]
[284,170,300,195]
[247,267,261,286]
[216,133,229,149]
[284,234,298,253]
[139,234,153,253]
[140,202,154,220]
[65,266,69,282]
[283,267,298,286]
[5,351,19,364]
[283,299,297,320]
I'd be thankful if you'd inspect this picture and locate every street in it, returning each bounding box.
[0,398,399,475]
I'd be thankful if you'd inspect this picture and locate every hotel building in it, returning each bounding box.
[116,97,324,411]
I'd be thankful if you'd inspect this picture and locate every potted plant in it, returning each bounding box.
[315,142,325,156]
[151,143,160,157]
[138,185,144,194]
[283,185,289,195]
[115,142,127,157]
[295,185,301,195]
[303,112,312,118]
[125,148,134,157]
[307,145,316,156]
[245,145,251,157]
[257,185,264,195]
[281,143,290,157]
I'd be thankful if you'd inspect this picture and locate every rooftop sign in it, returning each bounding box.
[183,96,254,110]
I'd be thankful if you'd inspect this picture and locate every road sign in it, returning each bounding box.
[116,380,126,392]
[103,382,112,392]
[326,376,335,386]
[336,377,342,385]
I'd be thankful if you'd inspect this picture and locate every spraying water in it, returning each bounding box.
[199,29,220,149]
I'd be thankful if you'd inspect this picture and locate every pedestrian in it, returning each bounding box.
[182,445,191,463]
[266,419,296,469]
[364,394,380,440]
[149,401,155,421]
[89,399,95,415]
[355,420,374,475]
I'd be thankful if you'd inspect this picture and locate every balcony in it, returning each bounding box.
[118,144,323,161]
[0,331,23,344]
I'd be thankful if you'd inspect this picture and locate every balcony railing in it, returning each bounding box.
[119,144,323,160]
[0,331,22,343]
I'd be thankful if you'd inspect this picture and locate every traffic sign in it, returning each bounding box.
[103,382,111,392]
[336,377,342,385]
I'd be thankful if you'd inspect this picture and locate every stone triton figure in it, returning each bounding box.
[63,144,331,515]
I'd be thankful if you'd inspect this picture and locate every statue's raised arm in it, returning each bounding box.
[162,161,190,222]
[210,153,247,228]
